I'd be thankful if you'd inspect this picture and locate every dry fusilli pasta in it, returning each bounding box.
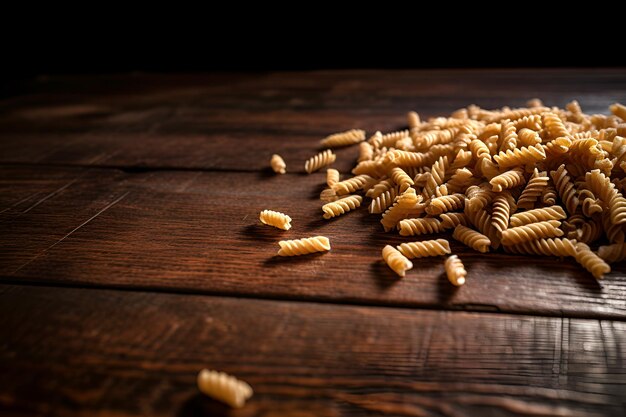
[322,195,362,219]
[197,369,253,408]
[270,154,286,174]
[259,209,292,230]
[382,245,413,277]
[397,239,451,258]
[444,255,467,286]
[277,236,331,256]
[305,149,336,174]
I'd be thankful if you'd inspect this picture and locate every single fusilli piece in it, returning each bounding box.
[197,369,253,408]
[550,164,579,214]
[326,169,340,187]
[305,149,336,174]
[610,103,626,120]
[517,169,549,210]
[320,129,366,148]
[598,243,626,263]
[575,242,610,280]
[503,238,577,257]
[585,169,626,225]
[382,245,413,277]
[407,111,421,129]
[320,188,339,203]
[543,112,569,139]
[490,167,526,192]
[491,192,512,234]
[277,236,331,256]
[498,119,517,152]
[509,205,566,227]
[541,184,557,205]
[501,220,563,245]
[259,209,292,230]
[493,144,546,169]
[397,239,451,258]
[358,142,374,162]
[332,174,375,195]
[452,225,491,253]
[270,154,286,174]
[322,195,362,219]
[398,217,442,236]
[465,184,495,211]
[425,193,465,215]
[514,115,543,132]
[444,255,467,286]
[366,178,395,198]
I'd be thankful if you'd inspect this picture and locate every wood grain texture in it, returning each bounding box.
[1,165,625,319]
[0,284,624,417]
[1,70,625,171]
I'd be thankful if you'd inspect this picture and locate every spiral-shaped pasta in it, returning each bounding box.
[422,156,448,198]
[498,119,517,152]
[390,167,415,192]
[384,149,430,167]
[465,184,494,211]
[407,111,421,129]
[398,217,442,236]
[425,193,465,215]
[517,128,542,147]
[450,149,473,170]
[486,106,549,123]
[444,255,467,286]
[491,192,512,234]
[598,243,626,263]
[305,149,336,174]
[369,187,398,214]
[585,169,626,225]
[509,205,566,227]
[371,130,409,149]
[610,103,626,120]
[326,169,340,187]
[270,154,286,174]
[380,201,427,232]
[541,184,557,205]
[366,178,395,198]
[550,164,579,214]
[332,174,375,195]
[542,137,572,158]
[322,195,362,219]
[397,239,451,258]
[514,115,543,132]
[320,129,366,148]
[501,220,564,245]
[351,160,386,177]
[357,142,374,163]
[543,112,569,139]
[382,245,413,277]
[259,209,292,230]
[444,168,474,194]
[197,369,253,408]
[601,210,625,243]
[575,242,610,280]
[277,236,331,256]
[493,144,546,168]
[503,238,577,257]
[439,212,468,230]
[490,167,526,192]
[517,169,549,209]
[452,224,491,253]
[578,187,603,217]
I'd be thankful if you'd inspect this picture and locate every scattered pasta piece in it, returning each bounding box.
[444,255,467,286]
[320,129,366,148]
[277,236,331,256]
[259,210,292,230]
[305,149,336,174]
[575,242,610,280]
[326,169,340,187]
[382,245,413,277]
[322,195,362,219]
[270,154,286,174]
[197,369,253,408]
[397,239,451,258]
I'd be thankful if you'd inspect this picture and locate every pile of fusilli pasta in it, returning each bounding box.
[268,101,626,283]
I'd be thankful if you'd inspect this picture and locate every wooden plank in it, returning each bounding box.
[0,284,623,416]
[1,165,625,319]
[1,69,625,171]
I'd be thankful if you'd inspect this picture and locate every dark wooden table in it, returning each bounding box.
[0,70,625,417]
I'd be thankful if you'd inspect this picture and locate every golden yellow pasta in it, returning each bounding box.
[270,154,286,174]
[509,205,566,227]
[493,144,546,168]
[322,195,362,219]
[277,236,331,256]
[501,220,563,245]
[452,225,490,253]
[259,209,292,230]
[358,142,374,162]
[305,149,336,174]
[332,174,375,195]
[444,255,467,286]
[407,111,421,129]
[320,188,339,203]
[398,217,442,236]
[490,167,526,192]
[397,239,451,258]
[425,193,465,215]
[610,103,626,121]
[389,167,414,192]
[320,129,366,148]
[598,243,626,263]
[439,212,468,230]
[550,164,579,214]
[369,188,398,214]
[575,242,610,280]
[382,245,413,277]
[503,238,577,257]
[326,169,340,187]
[197,369,253,408]
[491,192,512,234]
[517,169,549,210]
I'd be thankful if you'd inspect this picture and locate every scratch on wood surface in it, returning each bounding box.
[242,214,249,221]
[0,192,41,214]
[22,178,79,213]
[12,192,129,275]
[598,321,611,368]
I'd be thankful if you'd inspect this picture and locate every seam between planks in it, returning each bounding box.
[0,276,624,322]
